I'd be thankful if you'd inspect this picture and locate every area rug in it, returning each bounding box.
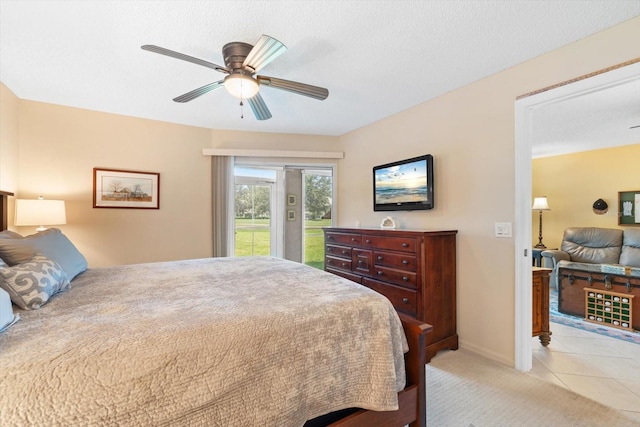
[427,349,638,427]
[550,288,640,345]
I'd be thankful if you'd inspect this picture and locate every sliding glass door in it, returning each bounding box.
[231,163,335,266]
[234,167,277,257]
[302,169,333,269]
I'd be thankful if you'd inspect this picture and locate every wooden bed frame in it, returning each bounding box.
[318,315,431,427]
[0,191,431,427]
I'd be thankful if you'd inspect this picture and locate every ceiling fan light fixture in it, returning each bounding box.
[224,73,259,99]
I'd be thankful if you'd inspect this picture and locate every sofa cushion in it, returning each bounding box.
[620,228,640,268]
[560,227,623,265]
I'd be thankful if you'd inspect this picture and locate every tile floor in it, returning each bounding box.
[530,320,640,422]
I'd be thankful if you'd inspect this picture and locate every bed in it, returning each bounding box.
[0,191,430,427]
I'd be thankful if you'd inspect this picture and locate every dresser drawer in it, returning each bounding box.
[325,256,352,272]
[362,235,417,253]
[373,250,417,272]
[363,277,417,317]
[353,249,372,275]
[325,232,362,247]
[371,266,417,289]
[325,244,352,260]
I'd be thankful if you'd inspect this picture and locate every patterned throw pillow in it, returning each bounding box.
[0,254,70,310]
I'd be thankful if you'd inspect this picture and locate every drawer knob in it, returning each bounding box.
[402,276,409,281]
[351,237,356,242]
[365,239,371,243]
[402,298,409,304]
[342,263,347,267]
[402,260,408,264]
[377,256,383,261]
[377,271,384,276]
[358,260,363,264]
[402,242,409,247]
[342,250,348,255]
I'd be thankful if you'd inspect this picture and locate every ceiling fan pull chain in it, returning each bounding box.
[240,99,244,119]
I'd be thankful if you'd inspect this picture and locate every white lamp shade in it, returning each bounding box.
[224,73,259,99]
[15,199,66,228]
[532,197,550,211]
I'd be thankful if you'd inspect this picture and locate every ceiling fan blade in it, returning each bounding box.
[257,76,329,100]
[247,93,272,120]
[631,124,640,129]
[173,81,224,103]
[243,35,287,73]
[141,45,228,74]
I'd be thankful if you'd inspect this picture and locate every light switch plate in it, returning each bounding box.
[495,222,512,238]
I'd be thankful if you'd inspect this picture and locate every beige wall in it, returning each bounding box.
[16,101,214,267]
[533,144,640,249]
[3,99,340,267]
[1,17,639,366]
[0,83,19,228]
[338,18,640,364]
[0,83,19,194]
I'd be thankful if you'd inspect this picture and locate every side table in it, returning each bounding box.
[532,267,552,346]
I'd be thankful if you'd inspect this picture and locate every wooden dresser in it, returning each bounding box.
[323,227,457,362]
[532,267,552,346]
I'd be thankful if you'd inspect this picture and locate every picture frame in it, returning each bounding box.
[618,190,640,226]
[287,209,296,221]
[287,194,296,206]
[93,168,160,209]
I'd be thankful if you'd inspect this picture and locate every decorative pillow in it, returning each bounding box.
[0,228,87,281]
[0,230,23,239]
[0,254,70,310]
[0,287,19,332]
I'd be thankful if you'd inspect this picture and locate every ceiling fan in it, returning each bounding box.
[141,35,329,120]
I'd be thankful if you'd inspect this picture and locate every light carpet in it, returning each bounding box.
[426,349,638,427]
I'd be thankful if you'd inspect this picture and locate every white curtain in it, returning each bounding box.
[211,156,234,257]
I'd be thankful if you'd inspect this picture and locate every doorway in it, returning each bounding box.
[514,60,640,371]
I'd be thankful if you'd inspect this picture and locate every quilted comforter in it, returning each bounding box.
[0,256,407,426]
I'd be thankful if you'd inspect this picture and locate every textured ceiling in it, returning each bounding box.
[1,1,639,155]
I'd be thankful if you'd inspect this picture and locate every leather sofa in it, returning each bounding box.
[542,227,640,289]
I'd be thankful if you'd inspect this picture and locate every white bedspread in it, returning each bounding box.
[0,256,407,426]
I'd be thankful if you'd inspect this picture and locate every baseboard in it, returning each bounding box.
[457,339,514,368]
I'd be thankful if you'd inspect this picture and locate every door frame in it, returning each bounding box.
[514,60,640,371]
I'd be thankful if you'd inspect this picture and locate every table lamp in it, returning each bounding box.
[532,196,550,249]
[15,197,66,232]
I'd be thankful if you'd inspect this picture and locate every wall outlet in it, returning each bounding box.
[495,222,512,238]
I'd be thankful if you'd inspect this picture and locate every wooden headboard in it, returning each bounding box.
[0,190,14,231]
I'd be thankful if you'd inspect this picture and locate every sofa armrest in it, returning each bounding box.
[541,250,569,289]
[541,250,569,267]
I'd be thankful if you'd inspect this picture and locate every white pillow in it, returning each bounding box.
[0,287,18,332]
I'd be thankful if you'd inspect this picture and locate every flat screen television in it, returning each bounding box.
[373,154,434,211]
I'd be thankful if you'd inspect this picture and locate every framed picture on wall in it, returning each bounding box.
[287,210,296,221]
[287,194,296,206]
[618,190,640,226]
[94,168,160,209]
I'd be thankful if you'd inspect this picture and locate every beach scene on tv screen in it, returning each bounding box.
[375,160,428,204]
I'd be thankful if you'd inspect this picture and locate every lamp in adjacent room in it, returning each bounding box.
[15,196,66,232]
[532,196,550,249]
